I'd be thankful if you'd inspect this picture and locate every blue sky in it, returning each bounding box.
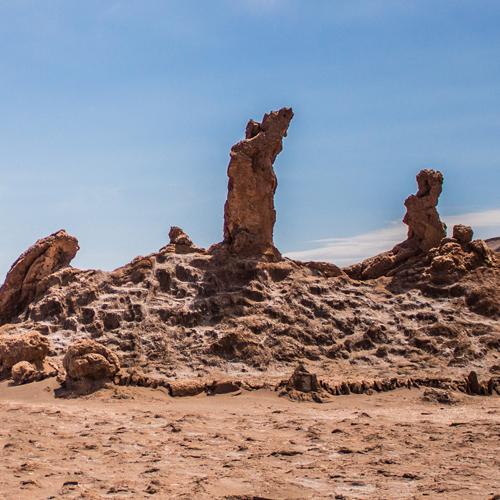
[1,1,500,279]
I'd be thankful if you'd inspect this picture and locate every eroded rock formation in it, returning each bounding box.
[0,230,79,325]
[159,226,205,255]
[221,107,294,259]
[0,331,50,377]
[63,338,120,394]
[404,169,447,253]
[345,170,448,280]
[0,114,499,393]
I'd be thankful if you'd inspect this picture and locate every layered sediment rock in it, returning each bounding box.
[221,107,294,259]
[0,230,79,325]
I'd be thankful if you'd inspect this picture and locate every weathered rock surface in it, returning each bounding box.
[0,331,50,377]
[453,224,473,244]
[63,339,120,394]
[0,230,79,325]
[1,232,499,389]
[0,120,499,391]
[11,361,36,384]
[160,226,205,255]
[169,226,193,246]
[221,107,293,259]
[343,171,492,281]
[403,169,447,253]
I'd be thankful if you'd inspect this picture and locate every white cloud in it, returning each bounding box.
[284,209,500,267]
[443,209,500,228]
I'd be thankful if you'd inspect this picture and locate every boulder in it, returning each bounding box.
[0,331,50,377]
[467,370,480,394]
[63,339,120,394]
[0,230,79,325]
[285,363,319,393]
[453,224,474,244]
[11,361,36,384]
[221,107,294,259]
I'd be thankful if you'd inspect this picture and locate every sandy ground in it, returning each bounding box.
[0,380,499,500]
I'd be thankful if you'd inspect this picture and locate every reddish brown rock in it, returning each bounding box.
[285,363,319,393]
[221,107,293,259]
[11,361,36,385]
[169,226,194,246]
[403,169,447,253]
[169,380,206,397]
[159,226,205,255]
[0,331,50,377]
[208,379,241,395]
[453,224,474,244]
[0,230,79,325]
[63,339,120,394]
[344,170,447,279]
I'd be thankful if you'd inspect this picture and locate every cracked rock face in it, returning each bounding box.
[0,230,79,326]
[222,107,294,259]
[403,169,447,253]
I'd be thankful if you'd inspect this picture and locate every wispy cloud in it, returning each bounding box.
[284,209,500,267]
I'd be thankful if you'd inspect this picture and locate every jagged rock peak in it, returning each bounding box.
[221,107,294,259]
[0,230,79,326]
[403,169,447,253]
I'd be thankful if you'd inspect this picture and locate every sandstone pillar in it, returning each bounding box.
[222,107,293,258]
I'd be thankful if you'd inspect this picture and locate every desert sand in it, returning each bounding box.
[1,380,499,500]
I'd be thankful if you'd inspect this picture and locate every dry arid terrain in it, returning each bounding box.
[1,380,500,500]
[1,108,500,499]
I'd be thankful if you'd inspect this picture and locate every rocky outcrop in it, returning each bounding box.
[403,169,447,253]
[452,224,473,244]
[220,107,294,259]
[169,226,194,246]
[159,226,205,255]
[0,114,499,394]
[63,339,120,394]
[0,230,79,325]
[344,170,448,280]
[0,331,50,378]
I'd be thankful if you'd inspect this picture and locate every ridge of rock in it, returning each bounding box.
[0,113,499,391]
[0,230,79,326]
